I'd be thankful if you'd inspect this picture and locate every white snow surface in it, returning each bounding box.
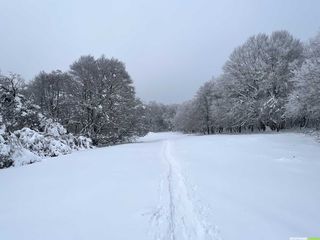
[0,132,320,240]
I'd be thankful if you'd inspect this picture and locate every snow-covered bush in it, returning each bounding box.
[75,136,92,149]
[41,118,67,137]
[0,73,92,169]
[0,127,41,168]
[39,118,92,150]
[7,134,41,167]
[14,124,92,158]
[14,127,71,157]
[0,123,92,169]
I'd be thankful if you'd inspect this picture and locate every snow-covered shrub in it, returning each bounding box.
[0,124,92,169]
[74,136,92,149]
[14,127,71,157]
[0,128,41,168]
[14,124,92,158]
[40,117,67,137]
[7,134,41,167]
[0,73,92,169]
[39,117,92,149]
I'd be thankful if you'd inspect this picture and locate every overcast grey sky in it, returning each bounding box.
[0,0,319,103]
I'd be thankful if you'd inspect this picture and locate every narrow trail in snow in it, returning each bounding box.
[149,140,221,240]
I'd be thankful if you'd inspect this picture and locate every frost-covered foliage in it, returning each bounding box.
[222,31,303,131]
[14,124,91,158]
[174,30,315,134]
[1,123,92,168]
[0,73,41,132]
[0,73,92,169]
[286,33,320,129]
[0,119,92,168]
[0,124,41,168]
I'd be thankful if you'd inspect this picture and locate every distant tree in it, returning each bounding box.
[205,76,231,133]
[174,100,199,133]
[193,80,216,134]
[145,102,177,132]
[130,98,150,136]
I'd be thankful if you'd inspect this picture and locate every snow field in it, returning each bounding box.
[1,132,320,240]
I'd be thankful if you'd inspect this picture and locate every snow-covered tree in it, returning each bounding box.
[305,32,320,60]
[287,32,320,129]
[27,70,76,123]
[174,100,199,133]
[145,102,177,132]
[286,60,320,128]
[174,31,305,134]
[70,55,145,144]
[25,55,148,146]
[193,80,216,134]
[223,31,303,131]
[0,73,40,132]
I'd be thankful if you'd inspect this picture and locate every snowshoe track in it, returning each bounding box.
[150,140,221,240]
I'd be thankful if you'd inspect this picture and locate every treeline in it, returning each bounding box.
[2,30,319,168]
[1,55,174,168]
[0,54,180,168]
[145,102,177,132]
[174,31,320,134]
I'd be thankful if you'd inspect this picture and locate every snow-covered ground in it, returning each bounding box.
[0,132,320,240]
